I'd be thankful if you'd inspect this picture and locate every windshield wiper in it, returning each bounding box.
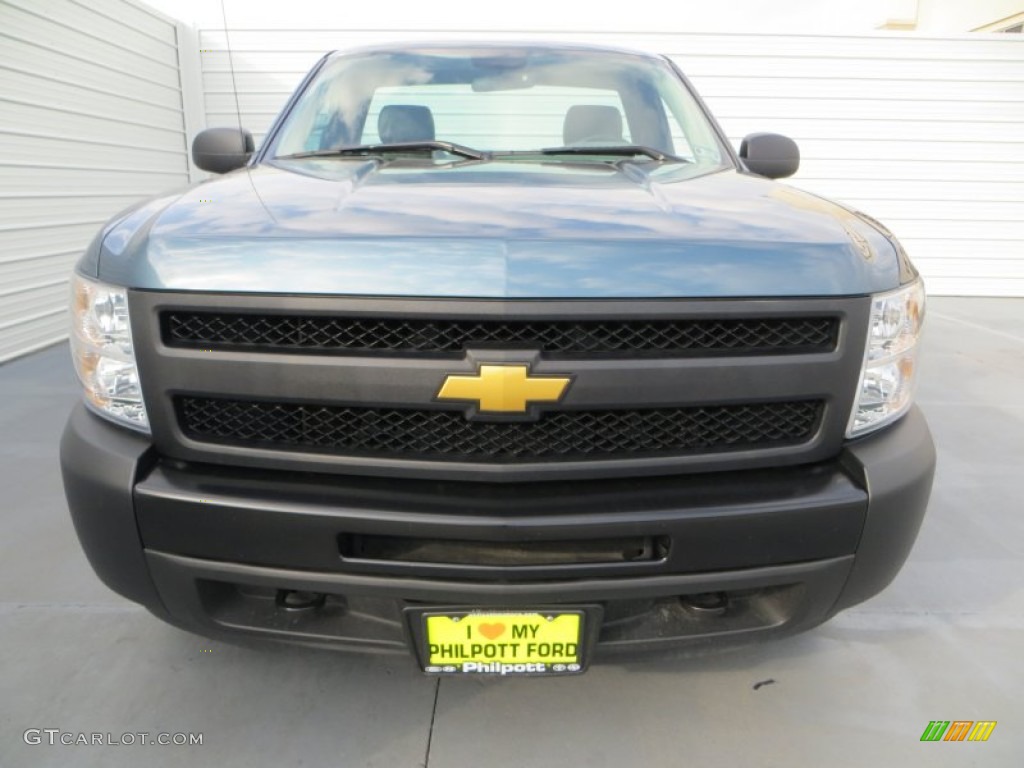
[538,145,684,162]
[277,141,488,161]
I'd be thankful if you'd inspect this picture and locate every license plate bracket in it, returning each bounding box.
[406,605,602,676]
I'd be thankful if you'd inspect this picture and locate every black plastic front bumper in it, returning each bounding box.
[60,403,935,658]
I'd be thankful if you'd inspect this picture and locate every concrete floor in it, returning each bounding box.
[0,297,1021,767]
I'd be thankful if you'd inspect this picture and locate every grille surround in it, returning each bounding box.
[177,397,824,463]
[132,292,870,482]
[163,312,837,357]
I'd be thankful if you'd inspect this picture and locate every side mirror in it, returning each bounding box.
[191,127,254,174]
[738,133,800,179]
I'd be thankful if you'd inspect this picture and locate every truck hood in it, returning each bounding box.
[92,159,904,297]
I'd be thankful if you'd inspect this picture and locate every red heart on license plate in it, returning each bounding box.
[478,622,506,640]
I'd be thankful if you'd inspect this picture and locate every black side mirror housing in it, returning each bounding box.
[192,127,254,174]
[739,133,800,179]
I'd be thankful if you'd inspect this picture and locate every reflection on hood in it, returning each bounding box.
[98,161,901,298]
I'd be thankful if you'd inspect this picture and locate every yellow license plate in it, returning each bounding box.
[422,611,585,675]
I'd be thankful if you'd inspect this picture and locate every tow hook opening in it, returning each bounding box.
[276,589,327,611]
[680,591,730,615]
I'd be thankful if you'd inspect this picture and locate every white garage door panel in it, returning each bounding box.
[0,283,70,327]
[205,92,299,115]
[0,0,189,363]
[882,220,1021,241]
[795,179,1020,203]
[4,0,176,55]
[0,39,181,107]
[841,200,1023,222]
[202,71,297,94]
[721,118,1020,144]
[924,276,1023,296]
[902,240,1017,260]
[208,29,1023,62]
[198,29,391,53]
[0,223,110,259]
[787,139,1021,164]
[3,71,185,129]
[204,114,273,138]
[2,267,74,304]
[795,160,1020,184]
[0,251,81,287]
[709,98,1024,123]
[661,35,1021,61]
[2,98,185,149]
[915,258,1024,278]
[903,245,1010,264]
[0,6,179,85]
[0,311,67,362]
[205,108,278,128]
[678,56,1024,82]
[200,50,322,75]
[1,134,188,176]
[696,77,1016,102]
[0,195,140,228]
[84,0,178,44]
[0,165,185,196]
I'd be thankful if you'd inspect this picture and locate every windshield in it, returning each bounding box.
[268,47,730,167]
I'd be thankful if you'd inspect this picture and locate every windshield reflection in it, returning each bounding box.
[269,45,728,168]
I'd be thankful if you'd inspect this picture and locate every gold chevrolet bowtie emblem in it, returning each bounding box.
[437,365,571,413]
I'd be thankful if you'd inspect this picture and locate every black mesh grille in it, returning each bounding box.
[177,397,823,462]
[163,312,837,357]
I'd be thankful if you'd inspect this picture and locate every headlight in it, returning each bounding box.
[70,274,149,432]
[847,279,925,437]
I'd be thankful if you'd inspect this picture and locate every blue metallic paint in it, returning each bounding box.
[91,159,903,298]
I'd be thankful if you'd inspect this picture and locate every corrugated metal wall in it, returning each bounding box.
[0,0,190,362]
[197,29,1024,298]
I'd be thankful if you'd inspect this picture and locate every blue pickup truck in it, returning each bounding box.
[61,42,934,676]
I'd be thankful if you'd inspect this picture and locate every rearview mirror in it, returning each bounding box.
[739,133,800,179]
[192,127,254,174]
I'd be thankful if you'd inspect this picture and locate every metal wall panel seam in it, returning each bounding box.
[0,128,192,156]
[0,162,187,175]
[3,2,180,68]
[0,31,182,92]
[0,64,187,112]
[0,279,71,298]
[0,220,108,233]
[64,0,178,47]
[0,307,67,331]
[0,97,185,134]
